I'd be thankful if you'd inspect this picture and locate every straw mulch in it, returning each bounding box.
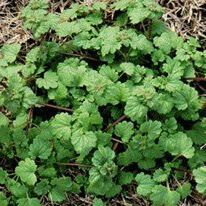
[0,0,31,45]
[0,0,206,46]
[157,0,206,46]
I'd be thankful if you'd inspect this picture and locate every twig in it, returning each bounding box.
[112,142,119,151]
[38,103,74,112]
[104,115,127,131]
[61,52,101,62]
[111,137,125,145]
[173,168,192,174]
[186,77,206,81]
[55,162,91,168]
[105,115,127,146]
[197,84,206,92]
[26,108,33,132]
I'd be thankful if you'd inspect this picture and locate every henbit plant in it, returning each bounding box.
[0,0,206,205]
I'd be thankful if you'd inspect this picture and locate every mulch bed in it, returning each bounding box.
[157,0,206,47]
[1,0,206,46]
[0,0,206,205]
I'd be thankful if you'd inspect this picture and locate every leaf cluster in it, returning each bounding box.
[0,0,206,205]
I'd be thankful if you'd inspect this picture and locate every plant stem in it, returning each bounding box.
[55,162,92,168]
[171,154,181,162]
[38,103,74,112]
[61,52,101,62]
[186,77,206,81]
[105,115,127,131]
[111,137,125,145]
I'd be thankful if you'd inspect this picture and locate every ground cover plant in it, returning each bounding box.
[0,0,206,205]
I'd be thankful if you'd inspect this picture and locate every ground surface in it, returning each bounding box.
[1,0,206,46]
[0,0,206,205]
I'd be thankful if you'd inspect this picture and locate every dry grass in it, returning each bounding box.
[0,1,206,205]
[1,0,206,47]
[157,0,206,46]
[0,0,31,45]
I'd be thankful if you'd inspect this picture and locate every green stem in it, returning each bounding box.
[171,154,181,163]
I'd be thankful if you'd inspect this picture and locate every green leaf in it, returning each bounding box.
[1,1,205,203]
[51,176,72,191]
[153,169,168,182]
[172,84,200,111]
[118,171,133,185]
[176,183,191,199]
[22,64,37,77]
[1,43,21,63]
[29,138,52,159]
[58,58,87,87]
[112,0,134,10]
[23,87,38,109]
[105,83,129,105]
[51,113,72,140]
[48,82,68,100]
[15,158,37,185]
[154,32,183,54]
[13,112,28,129]
[92,146,115,167]
[120,62,135,75]
[115,121,134,142]
[138,158,156,169]
[116,13,128,26]
[135,172,156,196]
[0,192,8,206]
[125,96,148,121]
[99,65,118,82]
[60,7,78,20]
[118,147,142,166]
[88,167,116,196]
[0,126,11,146]
[189,149,206,169]
[86,13,103,25]
[17,198,40,206]
[95,131,111,146]
[105,184,122,198]
[50,177,72,202]
[193,167,206,194]
[36,71,58,89]
[26,47,40,63]
[150,185,180,206]
[0,113,9,126]
[187,120,206,145]
[161,132,195,158]
[72,101,103,129]
[99,161,117,177]
[140,120,162,140]
[34,179,51,195]
[71,129,97,156]
[151,19,167,36]
[93,198,105,206]
[49,189,65,202]
[163,118,178,133]
[38,166,57,178]
[151,93,174,114]
[7,179,28,198]
[128,7,150,24]
[133,34,154,53]
[0,168,8,184]
[94,26,122,56]
[92,2,107,10]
